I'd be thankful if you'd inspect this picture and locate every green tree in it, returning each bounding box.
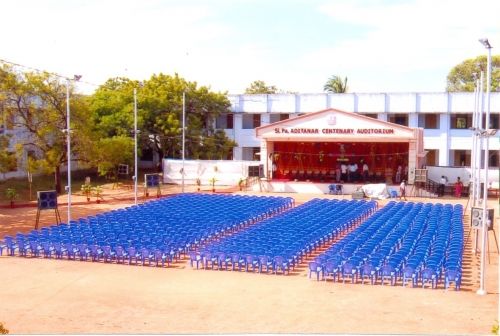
[447,55,500,92]
[245,80,278,94]
[89,77,139,137]
[93,135,134,179]
[89,73,236,161]
[0,135,17,174]
[324,75,348,93]
[0,63,93,193]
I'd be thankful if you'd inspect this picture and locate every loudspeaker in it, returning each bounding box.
[37,190,58,210]
[145,174,160,187]
[471,207,494,229]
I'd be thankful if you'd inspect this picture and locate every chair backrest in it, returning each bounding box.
[115,246,124,256]
[309,262,321,271]
[141,248,150,258]
[274,256,284,264]
[127,246,136,256]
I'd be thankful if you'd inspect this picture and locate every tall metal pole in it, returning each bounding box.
[476,73,484,208]
[182,91,186,193]
[133,88,138,205]
[470,81,478,207]
[65,79,72,223]
[477,38,492,296]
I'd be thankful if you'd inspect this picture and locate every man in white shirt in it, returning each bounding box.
[362,162,369,182]
[340,163,348,182]
[439,175,447,197]
[400,180,407,201]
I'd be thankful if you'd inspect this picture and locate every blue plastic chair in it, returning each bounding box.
[273,256,289,275]
[258,255,272,273]
[308,262,323,281]
[189,251,202,269]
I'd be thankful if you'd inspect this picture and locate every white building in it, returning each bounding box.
[220,92,500,169]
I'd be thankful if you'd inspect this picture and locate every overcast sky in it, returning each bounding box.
[2,0,499,94]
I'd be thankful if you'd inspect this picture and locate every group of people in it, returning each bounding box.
[399,175,464,201]
[335,161,374,183]
[439,175,464,197]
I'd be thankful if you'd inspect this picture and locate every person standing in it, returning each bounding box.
[349,162,358,182]
[438,175,447,197]
[400,180,407,201]
[335,165,341,182]
[340,163,348,182]
[454,177,463,197]
[362,161,369,183]
[395,165,402,183]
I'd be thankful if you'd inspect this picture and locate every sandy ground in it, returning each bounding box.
[0,184,498,334]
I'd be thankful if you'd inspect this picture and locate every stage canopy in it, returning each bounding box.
[255,108,425,185]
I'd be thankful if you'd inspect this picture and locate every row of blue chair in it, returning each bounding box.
[192,199,378,274]
[1,194,294,267]
[310,202,464,290]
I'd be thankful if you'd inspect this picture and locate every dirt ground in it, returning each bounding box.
[0,184,498,334]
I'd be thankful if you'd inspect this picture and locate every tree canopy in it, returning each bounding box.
[0,63,93,192]
[90,73,236,161]
[244,80,278,94]
[323,75,348,93]
[446,55,500,92]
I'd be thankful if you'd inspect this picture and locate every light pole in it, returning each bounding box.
[64,75,81,224]
[182,91,186,193]
[133,88,138,205]
[476,37,492,296]
[181,91,186,193]
[65,79,71,223]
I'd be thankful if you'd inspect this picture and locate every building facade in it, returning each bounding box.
[219,92,500,168]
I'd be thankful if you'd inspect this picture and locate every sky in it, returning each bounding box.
[2,0,499,94]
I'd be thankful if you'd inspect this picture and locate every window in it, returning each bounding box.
[388,114,408,126]
[362,113,378,119]
[215,114,233,129]
[451,150,470,166]
[242,114,261,129]
[482,113,500,129]
[489,151,499,168]
[424,149,439,166]
[242,147,260,161]
[270,114,289,123]
[418,114,440,129]
[450,114,472,129]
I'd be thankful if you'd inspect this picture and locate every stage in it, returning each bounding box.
[250,179,402,196]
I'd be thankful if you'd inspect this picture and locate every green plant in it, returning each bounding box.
[0,321,9,334]
[209,177,217,191]
[81,184,92,200]
[5,188,18,202]
[238,177,245,190]
[92,185,103,202]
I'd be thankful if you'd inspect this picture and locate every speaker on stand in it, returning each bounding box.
[35,190,61,229]
[144,173,161,197]
[410,169,428,198]
[470,207,498,261]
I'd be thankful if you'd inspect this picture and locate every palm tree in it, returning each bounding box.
[323,75,348,93]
